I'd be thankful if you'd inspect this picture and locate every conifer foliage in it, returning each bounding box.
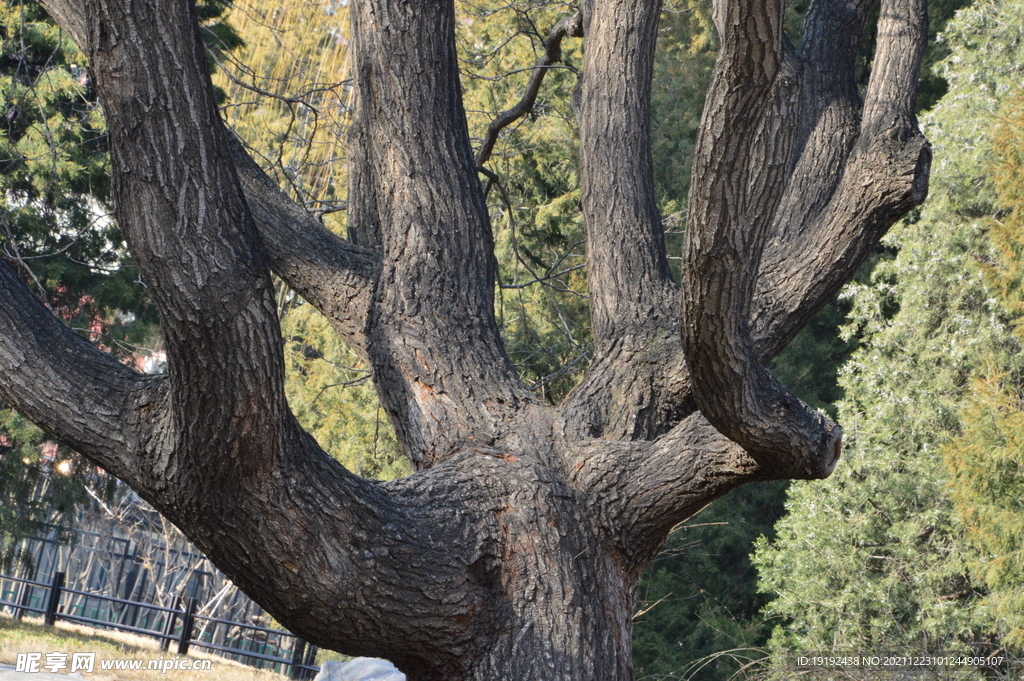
[0,0,235,568]
[755,0,1024,663]
[1,0,136,570]
[944,92,1024,652]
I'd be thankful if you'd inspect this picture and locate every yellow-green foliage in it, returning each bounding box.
[651,0,717,212]
[212,0,407,479]
[946,374,1024,649]
[457,1,591,403]
[756,0,1024,660]
[985,97,1024,339]
[944,93,1024,652]
[212,0,350,235]
[281,301,408,480]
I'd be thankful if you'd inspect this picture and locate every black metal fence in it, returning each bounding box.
[0,571,320,679]
[12,522,249,631]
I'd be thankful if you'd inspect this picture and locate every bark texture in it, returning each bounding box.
[3,0,931,679]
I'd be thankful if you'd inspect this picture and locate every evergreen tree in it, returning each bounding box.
[0,0,237,568]
[944,92,1024,653]
[754,0,1024,667]
[632,1,972,675]
[1,0,155,346]
[212,0,349,234]
[633,482,789,680]
[1,0,142,570]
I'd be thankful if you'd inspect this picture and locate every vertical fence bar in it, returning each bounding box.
[289,639,306,680]
[160,595,182,652]
[177,597,197,655]
[43,571,64,626]
[303,645,318,680]
[13,579,30,622]
[14,562,36,622]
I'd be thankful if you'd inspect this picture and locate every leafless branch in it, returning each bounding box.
[475,11,583,169]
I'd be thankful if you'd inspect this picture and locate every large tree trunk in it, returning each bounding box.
[1,0,930,678]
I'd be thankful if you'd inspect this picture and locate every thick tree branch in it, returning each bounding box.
[562,0,873,443]
[682,0,842,479]
[570,413,761,568]
[79,0,299,495]
[348,0,531,467]
[568,0,931,556]
[37,0,378,354]
[602,0,929,531]
[228,137,377,353]
[752,0,931,357]
[172,448,510,676]
[578,0,673,349]
[0,258,161,475]
[562,0,692,441]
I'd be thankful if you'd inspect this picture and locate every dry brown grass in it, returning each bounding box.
[0,615,294,681]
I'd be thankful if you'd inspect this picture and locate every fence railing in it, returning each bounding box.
[0,571,320,679]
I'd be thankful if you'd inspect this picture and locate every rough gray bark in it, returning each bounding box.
[1,0,931,679]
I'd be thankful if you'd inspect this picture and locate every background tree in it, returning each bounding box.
[212,0,350,231]
[632,1,971,676]
[944,90,1024,653]
[0,0,932,679]
[455,0,591,401]
[0,0,155,570]
[211,0,408,480]
[754,0,1024,665]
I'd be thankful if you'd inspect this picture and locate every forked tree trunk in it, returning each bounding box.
[1,0,931,678]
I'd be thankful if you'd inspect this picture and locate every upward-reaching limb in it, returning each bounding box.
[346,0,532,466]
[563,0,692,442]
[753,0,931,357]
[681,0,843,479]
[579,0,931,549]
[228,138,378,354]
[566,0,929,450]
[39,0,378,355]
